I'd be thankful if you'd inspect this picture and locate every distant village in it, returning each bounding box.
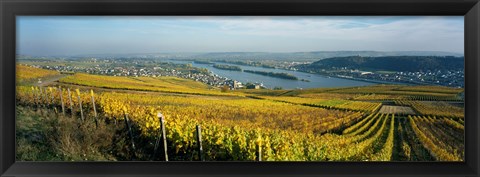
[325,68,464,88]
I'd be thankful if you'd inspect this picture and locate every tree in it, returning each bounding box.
[221,85,230,92]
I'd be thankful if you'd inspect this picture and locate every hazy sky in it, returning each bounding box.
[17,16,464,56]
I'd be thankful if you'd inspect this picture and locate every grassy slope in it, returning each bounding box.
[16,106,118,161]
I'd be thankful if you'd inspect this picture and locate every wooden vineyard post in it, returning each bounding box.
[256,136,262,161]
[38,87,42,104]
[49,87,54,106]
[90,90,98,127]
[76,89,84,121]
[46,87,50,105]
[44,87,48,104]
[32,87,39,109]
[39,87,45,107]
[153,112,163,160]
[67,88,73,117]
[160,114,168,161]
[48,87,56,113]
[36,87,41,109]
[123,113,136,159]
[43,87,49,109]
[256,144,262,161]
[40,87,47,114]
[58,87,65,116]
[38,87,42,106]
[196,125,204,161]
[44,87,48,106]
[30,87,34,104]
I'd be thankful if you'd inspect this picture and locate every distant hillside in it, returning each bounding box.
[21,51,464,61]
[193,51,463,61]
[296,56,464,72]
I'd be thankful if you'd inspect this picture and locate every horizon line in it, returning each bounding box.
[16,50,465,57]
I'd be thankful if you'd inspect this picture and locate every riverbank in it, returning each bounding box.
[329,74,412,85]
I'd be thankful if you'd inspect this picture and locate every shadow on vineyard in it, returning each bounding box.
[16,106,117,161]
[396,117,435,161]
[16,106,169,161]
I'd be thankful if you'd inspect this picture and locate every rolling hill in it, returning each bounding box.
[296,56,464,72]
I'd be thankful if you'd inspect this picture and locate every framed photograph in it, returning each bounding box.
[1,0,479,176]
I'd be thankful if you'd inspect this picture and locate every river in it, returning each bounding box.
[167,60,375,89]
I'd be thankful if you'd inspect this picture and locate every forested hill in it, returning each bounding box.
[296,56,464,72]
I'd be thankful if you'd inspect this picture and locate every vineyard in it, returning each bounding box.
[253,96,381,113]
[58,73,237,96]
[16,64,60,84]
[15,65,465,161]
[395,100,464,118]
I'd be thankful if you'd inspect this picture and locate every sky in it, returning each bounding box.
[16,16,464,56]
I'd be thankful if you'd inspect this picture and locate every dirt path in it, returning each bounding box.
[36,74,68,87]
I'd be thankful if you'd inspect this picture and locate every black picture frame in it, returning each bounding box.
[1,0,479,176]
